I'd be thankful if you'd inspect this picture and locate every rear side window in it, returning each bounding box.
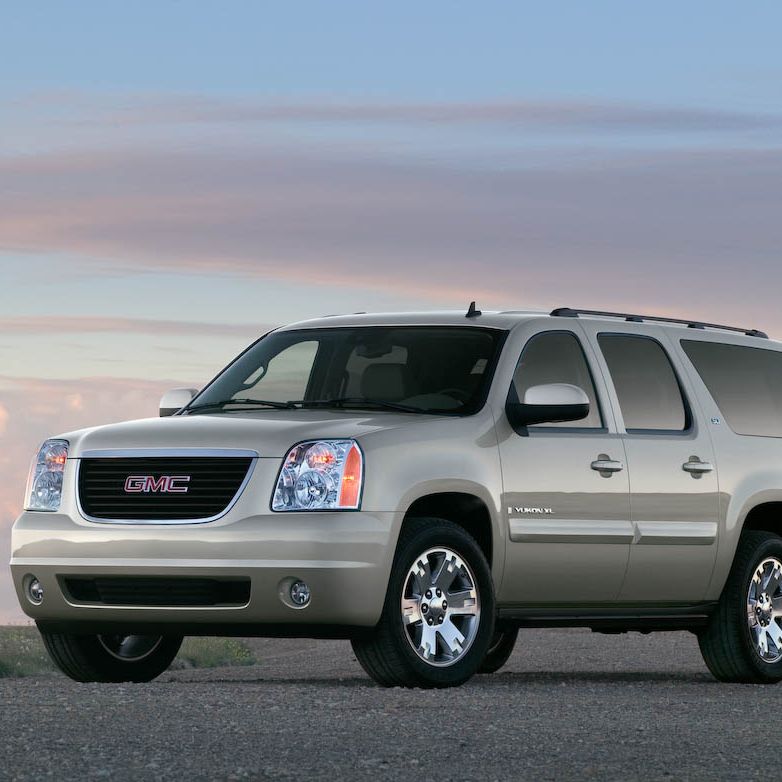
[598,335,687,433]
[682,340,782,437]
[512,331,603,428]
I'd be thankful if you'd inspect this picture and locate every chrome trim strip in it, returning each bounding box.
[78,448,259,459]
[509,519,635,544]
[75,448,258,526]
[634,521,718,546]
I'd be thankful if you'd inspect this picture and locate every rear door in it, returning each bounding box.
[581,322,720,602]
[497,325,632,604]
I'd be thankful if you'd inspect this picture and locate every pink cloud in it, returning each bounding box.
[0,315,267,338]
[0,143,780,333]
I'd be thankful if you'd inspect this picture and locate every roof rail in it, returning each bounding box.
[550,307,768,339]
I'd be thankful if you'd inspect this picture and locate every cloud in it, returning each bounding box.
[24,91,782,134]
[0,403,8,435]
[0,316,266,338]
[0,142,781,331]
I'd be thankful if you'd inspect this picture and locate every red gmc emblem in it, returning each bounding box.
[123,475,191,494]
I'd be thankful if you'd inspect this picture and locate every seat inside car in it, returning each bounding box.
[360,363,414,401]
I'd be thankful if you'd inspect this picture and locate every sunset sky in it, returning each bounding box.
[2,1,781,619]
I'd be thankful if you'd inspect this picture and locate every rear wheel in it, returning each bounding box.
[352,517,495,688]
[39,629,182,682]
[478,628,519,674]
[699,531,782,683]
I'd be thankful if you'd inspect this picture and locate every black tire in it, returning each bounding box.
[699,530,782,683]
[352,517,495,688]
[478,627,519,674]
[39,629,183,683]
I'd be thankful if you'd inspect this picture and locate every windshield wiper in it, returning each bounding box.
[185,398,296,414]
[289,397,426,413]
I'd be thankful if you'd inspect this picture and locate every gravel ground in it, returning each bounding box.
[0,628,778,781]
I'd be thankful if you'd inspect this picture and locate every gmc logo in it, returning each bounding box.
[124,475,191,494]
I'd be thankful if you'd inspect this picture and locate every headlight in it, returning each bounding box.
[272,440,363,511]
[24,439,69,512]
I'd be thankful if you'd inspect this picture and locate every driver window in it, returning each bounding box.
[513,331,603,429]
[235,340,318,402]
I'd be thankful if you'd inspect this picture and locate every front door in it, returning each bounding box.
[583,324,720,602]
[498,327,632,605]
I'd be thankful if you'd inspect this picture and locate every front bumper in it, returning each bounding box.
[10,505,400,636]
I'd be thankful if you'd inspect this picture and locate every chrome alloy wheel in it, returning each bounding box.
[97,635,164,662]
[747,557,782,663]
[401,547,480,667]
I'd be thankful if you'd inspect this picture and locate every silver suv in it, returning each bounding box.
[11,305,782,687]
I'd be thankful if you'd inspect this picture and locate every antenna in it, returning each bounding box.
[466,301,482,318]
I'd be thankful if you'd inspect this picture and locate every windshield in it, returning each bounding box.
[189,326,505,416]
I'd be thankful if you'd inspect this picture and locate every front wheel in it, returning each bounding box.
[40,629,183,682]
[352,517,495,688]
[699,530,782,683]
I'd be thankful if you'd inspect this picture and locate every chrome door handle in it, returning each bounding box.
[591,456,624,475]
[683,458,714,475]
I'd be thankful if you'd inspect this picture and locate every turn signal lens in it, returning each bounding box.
[338,443,362,508]
[272,439,363,511]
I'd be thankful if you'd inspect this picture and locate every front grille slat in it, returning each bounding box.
[63,576,251,606]
[78,456,253,522]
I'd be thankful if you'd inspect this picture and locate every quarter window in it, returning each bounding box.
[598,335,687,432]
[682,340,782,438]
[512,331,603,428]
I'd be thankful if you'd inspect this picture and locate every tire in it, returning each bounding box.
[699,530,782,683]
[352,517,495,688]
[478,628,519,674]
[39,629,183,683]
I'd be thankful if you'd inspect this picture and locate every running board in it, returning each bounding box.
[498,603,717,633]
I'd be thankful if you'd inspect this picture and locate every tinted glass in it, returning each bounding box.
[599,335,687,432]
[193,326,503,415]
[512,331,602,428]
[682,340,782,437]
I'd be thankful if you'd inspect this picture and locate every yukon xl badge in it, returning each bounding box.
[124,475,191,494]
[508,506,554,515]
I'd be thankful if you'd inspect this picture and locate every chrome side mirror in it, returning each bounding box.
[159,388,198,417]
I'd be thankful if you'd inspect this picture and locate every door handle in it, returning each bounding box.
[591,456,624,475]
[683,458,714,476]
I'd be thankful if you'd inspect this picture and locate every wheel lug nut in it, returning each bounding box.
[427,617,433,625]
[436,589,442,598]
[421,604,428,613]
[426,590,432,599]
[438,616,444,623]
[442,601,448,609]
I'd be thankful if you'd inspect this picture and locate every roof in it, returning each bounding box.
[278,309,545,331]
[277,306,776,345]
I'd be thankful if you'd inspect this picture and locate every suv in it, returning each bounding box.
[11,305,782,687]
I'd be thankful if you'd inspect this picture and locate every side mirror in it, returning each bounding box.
[159,388,198,417]
[506,383,590,429]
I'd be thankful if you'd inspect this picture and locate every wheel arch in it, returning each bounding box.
[399,487,504,586]
[709,491,782,600]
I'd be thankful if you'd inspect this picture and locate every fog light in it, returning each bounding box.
[289,580,311,607]
[27,577,44,605]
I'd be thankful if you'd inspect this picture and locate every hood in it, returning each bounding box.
[57,409,430,459]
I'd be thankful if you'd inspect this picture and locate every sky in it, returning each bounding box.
[1,1,781,620]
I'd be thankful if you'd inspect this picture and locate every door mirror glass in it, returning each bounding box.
[506,383,590,428]
[159,388,198,417]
